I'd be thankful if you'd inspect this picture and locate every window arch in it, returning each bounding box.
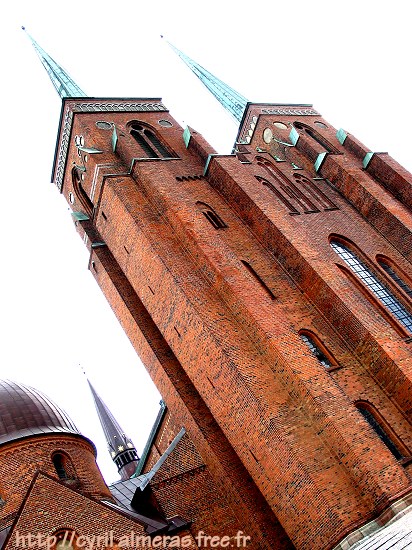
[330,239,412,333]
[71,167,93,217]
[53,530,77,550]
[293,122,341,154]
[52,452,76,480]
[299,330,335,369]
[129,122,175,159]
[377,256,412,300]
[355,401,410,461]
[196,202,227,229]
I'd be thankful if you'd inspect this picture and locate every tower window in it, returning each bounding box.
[377,257,412,299]
[52,452,76,480]
[331,240,412,333]
[71,167,93,217]
[356,402,409,461]
[196,202,227,229]
[129,122,176,159]
[293,122,341,154]
[255,156,337,215]
[299,331,334,369]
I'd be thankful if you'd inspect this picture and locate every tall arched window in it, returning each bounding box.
[330,239,412,333]
[129,123,175,159]
[356,402,409,461]
[196,202,227,229]
[377,256,412,299]
[299,331,334,369]
[52,452,76,480]
[293,122,341,154]
[72,167,93,217]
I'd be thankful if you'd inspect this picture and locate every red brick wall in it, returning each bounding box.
[0,435,112,530]
[5,474,150,550]
[55,99,412,549]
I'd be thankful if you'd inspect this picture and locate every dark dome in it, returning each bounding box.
[0,379,80,445]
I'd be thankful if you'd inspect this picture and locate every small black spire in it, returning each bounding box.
[87,377,139,480]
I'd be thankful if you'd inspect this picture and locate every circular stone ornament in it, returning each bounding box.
[95,121,112,130]
[263,128,273,144]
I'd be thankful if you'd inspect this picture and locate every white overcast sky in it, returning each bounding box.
[0,0,411,483]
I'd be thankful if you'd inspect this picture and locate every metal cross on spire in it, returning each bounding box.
[165,38,248,123]
[22,26,86,98]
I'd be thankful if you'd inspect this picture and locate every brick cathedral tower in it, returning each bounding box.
[28,31,412,549]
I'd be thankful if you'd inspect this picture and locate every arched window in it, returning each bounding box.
[377,256,412,299]
[52,452,76,480]
[293,122,341,154]
[330,239,412,333]
[299,331,334,369]
[129,123,175,159]
[196,202,227,229]
[356,402,409,461]
[71,167,93,217]
[54,530,76,550]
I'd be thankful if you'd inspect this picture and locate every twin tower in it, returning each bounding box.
[27,30,412,549]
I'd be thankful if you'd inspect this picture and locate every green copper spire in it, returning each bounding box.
[22,27,86,98]
[166,39,248,123]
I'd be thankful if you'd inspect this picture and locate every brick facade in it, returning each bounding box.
[51,98,412,549]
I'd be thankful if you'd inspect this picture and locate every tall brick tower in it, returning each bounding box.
[29,31,412,549]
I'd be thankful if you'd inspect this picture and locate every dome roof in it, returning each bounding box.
[0,379,80,445]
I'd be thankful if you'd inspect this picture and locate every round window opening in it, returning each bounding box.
[273,122,287,130]
[263,128,273,144]
[158,119,173,128]
[314,121,328,129]
[95,121,112,130]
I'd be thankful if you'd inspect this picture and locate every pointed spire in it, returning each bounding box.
[22,27,86,98]
[165,39,248,123]
[86,376,139,480]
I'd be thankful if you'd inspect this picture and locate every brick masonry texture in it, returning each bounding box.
[0,434,112,531]
[55,98,412,549]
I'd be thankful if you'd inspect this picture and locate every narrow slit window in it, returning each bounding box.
[203,210,226,229]
[331,240,412,333]
[356,403,408,461]
[299,332,333,369]
[241,260,276,300]
[196,202,227,229]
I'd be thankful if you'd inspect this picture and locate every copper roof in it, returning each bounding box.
[0,380,80,445]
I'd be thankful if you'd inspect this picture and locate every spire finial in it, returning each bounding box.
[166,40,248,123]
[22,28,86,99]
